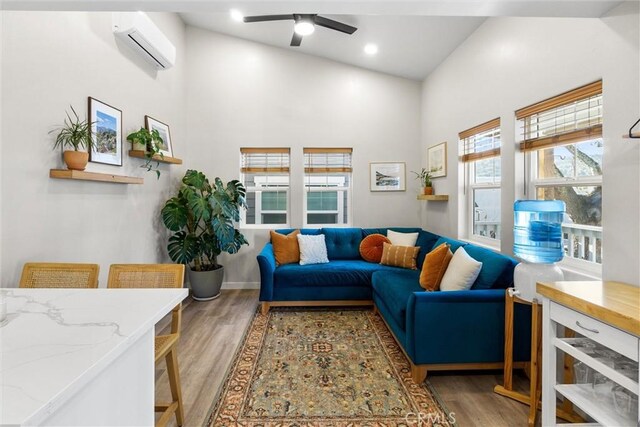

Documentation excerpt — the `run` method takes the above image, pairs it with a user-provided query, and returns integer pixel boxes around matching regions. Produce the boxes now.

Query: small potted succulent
[412,168,434,195]
[50,106,94,171]
[126,127,164,178]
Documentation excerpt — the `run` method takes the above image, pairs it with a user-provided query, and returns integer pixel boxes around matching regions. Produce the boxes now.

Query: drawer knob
[575,320,599,334]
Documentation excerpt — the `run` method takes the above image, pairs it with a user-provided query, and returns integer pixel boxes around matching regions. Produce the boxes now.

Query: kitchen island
[0,287,188,426]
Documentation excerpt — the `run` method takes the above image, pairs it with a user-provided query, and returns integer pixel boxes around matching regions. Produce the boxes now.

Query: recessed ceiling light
[364,44,378,55]
[294,20,315,36]
[230,9,244,22]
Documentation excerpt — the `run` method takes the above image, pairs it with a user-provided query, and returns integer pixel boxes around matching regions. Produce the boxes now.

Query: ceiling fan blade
[243,14,295,23]
[290,32,303,47]
[313,15,357,34]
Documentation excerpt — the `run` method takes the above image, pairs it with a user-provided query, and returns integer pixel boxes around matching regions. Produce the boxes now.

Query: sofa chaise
[257,227,531,382]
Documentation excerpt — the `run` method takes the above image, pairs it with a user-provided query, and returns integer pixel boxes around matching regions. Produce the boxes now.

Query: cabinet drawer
[550,301,639,362]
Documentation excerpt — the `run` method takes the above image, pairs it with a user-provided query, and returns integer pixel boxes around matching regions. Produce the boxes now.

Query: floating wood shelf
[128,150,183,165]
[622,133,640,139]
[417,194,449,201]
[50,169,143,184]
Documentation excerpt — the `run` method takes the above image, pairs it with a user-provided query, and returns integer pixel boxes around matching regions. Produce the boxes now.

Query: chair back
[20,263,99,288]
[108,264,185,334]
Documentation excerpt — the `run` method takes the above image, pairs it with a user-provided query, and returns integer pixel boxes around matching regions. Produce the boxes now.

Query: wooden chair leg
[165,348,185,426]
[411,363,428,383]
[261,302,270,315]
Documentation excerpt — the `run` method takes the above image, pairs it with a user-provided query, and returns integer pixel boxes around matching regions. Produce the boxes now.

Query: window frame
[240,148,291,229]
[459,119,502,249]
[527,144,603,275]
[517,81,604,275]
[303,148,353,227]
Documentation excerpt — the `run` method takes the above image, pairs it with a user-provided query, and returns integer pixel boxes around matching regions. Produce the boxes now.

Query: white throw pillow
[440,247,482,291]
[297,234,329,266]
[387,230,419,247]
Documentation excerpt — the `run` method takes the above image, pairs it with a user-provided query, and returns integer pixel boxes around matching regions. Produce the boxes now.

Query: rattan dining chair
[19,262,100,288]
[107,264,185,427]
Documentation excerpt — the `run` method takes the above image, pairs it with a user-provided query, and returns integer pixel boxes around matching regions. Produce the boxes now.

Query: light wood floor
[155,289,533,427]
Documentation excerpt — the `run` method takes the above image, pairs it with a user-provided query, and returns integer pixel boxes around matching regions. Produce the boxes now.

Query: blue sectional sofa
[257,227,531,382]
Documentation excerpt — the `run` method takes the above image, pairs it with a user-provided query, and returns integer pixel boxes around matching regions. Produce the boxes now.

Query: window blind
[240,147,290,173]
[517,80,603,151]
[303,148,353,173]
[459,118,501,162]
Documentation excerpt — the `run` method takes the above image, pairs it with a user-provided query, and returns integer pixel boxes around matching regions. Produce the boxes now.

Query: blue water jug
[513,200,565,263]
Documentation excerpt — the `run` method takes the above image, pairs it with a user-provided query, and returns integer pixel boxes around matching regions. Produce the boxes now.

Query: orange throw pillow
[360,234,392,263]
[270,230,300,266]
[380,243,420,270]
[419,243,453,291]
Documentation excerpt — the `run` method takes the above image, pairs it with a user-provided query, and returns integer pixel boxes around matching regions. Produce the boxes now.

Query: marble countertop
[0,288,188,426]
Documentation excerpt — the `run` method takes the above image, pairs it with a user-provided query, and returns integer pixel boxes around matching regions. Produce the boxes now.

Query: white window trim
[465,161,501,249]
[527,148,603,277]
[240,186,290,229]
[303,185,352,228]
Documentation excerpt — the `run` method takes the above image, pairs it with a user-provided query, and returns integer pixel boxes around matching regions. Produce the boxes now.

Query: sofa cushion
[322,228,363,260]
[359,233,391,263]
[380,243,420,270]
[419,243,453,291]
[274,260,406,289]
[372,270,421,330]
[387,230,419,246]
[270,230,300,266]
[440,247,483,291]
[298,234,329,265]
[465,244,518,290]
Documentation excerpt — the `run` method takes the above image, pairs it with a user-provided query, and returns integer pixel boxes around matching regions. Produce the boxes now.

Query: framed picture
[145,115,173,157]
[88,97,122,166]
[369,162,406,192]
[427,142,447,178]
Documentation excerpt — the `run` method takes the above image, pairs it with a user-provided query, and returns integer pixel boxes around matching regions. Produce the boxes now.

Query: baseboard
[222,282,260,290]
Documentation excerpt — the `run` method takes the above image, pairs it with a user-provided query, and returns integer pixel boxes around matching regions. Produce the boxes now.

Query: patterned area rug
[206,308,454,426]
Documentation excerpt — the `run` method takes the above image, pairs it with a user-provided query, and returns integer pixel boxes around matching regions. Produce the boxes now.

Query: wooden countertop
[537,281,640,337]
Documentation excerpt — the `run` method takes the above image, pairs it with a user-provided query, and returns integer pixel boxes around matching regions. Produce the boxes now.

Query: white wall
[184,27,423,285]
[420,4,640,285]
[0,11,187,287]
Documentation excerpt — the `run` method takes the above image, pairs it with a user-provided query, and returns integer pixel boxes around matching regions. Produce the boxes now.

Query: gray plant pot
[188,266,224,301]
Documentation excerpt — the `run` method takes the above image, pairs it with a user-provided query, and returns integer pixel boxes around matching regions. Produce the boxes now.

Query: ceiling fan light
[294,21,315,36]
[230,9,244,22]
[364,43,378,55]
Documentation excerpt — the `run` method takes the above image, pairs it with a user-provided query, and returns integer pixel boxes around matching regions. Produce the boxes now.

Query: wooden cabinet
[538,281,639,427]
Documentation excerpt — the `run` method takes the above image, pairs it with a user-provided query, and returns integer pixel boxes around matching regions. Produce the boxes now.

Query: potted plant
[412,168,434,195]
[50,106,93,171]
[161,169,249,301]
[126,127,164,178]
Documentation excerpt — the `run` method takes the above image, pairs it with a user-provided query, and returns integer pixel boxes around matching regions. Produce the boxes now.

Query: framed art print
[88,97,122,166]
[145,116,173,157]
[370,162,406,192]
[427,142,447,178]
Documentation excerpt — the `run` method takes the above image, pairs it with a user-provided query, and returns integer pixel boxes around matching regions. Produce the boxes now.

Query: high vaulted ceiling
[3,0,626,81]
[180,14,486,80]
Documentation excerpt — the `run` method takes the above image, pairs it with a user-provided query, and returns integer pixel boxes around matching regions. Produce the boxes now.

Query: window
[459,118,501,244]
[240,148,290,226]
[517,80,603,268]
[303,148,352,226]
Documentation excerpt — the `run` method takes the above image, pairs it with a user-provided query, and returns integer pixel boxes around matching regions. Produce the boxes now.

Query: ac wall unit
[113,12,176,70]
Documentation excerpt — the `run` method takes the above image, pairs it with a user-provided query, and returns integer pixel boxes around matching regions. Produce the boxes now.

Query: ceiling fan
[242,14,357,46]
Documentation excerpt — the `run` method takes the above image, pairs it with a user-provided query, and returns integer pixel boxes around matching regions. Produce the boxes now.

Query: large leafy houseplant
[161,169,249,272]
